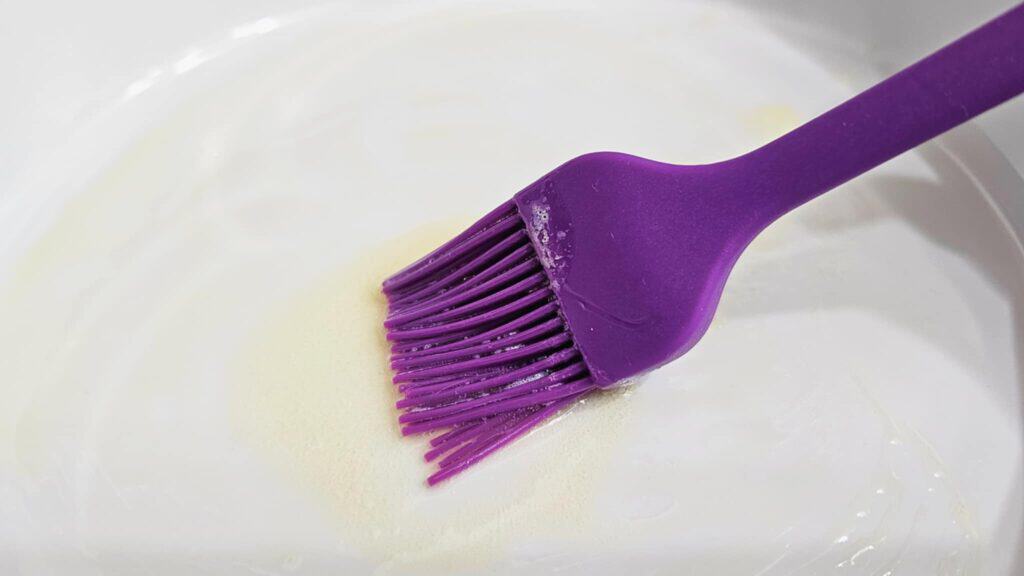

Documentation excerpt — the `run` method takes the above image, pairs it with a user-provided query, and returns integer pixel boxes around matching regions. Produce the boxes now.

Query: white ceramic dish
[1,1,1022,574]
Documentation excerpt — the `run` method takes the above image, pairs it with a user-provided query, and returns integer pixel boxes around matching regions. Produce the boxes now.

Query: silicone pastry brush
[382,3,1024,485]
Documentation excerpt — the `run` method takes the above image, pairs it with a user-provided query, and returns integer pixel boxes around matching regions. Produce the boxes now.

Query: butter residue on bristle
[231,221,634,573]
[526,199,566,288]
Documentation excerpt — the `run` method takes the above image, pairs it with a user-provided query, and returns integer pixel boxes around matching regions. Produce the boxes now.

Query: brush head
[383,152,757,483]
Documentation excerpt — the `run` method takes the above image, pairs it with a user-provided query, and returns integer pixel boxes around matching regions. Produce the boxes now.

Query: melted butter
[742,104,802,142]
[231,222,633,572]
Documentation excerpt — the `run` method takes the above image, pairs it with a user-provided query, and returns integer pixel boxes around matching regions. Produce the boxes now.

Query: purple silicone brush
[383,3,1024,485]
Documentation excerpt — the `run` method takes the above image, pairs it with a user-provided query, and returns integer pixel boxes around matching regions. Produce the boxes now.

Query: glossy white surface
[1,1,1022,574]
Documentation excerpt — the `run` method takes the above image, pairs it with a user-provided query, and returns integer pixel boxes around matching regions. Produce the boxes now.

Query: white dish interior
[1,1,1022,574]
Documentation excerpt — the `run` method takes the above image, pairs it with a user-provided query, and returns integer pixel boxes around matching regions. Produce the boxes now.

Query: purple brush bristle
[382,201,597,485]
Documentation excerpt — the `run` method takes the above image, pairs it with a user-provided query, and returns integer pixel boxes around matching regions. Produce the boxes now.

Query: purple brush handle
[744,2,1024,221]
